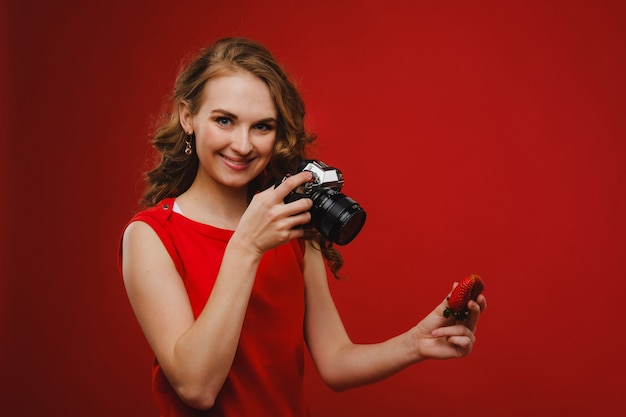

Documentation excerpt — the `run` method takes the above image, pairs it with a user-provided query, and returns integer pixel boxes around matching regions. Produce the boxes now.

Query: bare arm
[303,242,487,392]
[122,172,313,410]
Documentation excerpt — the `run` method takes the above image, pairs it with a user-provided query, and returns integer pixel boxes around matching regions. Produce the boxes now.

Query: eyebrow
[211,109,277,124]
[211,109,238,119]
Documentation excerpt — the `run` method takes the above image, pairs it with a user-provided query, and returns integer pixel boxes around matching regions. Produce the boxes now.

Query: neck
[176,179,249,230]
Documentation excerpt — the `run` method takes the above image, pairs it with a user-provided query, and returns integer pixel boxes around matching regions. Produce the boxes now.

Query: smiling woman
[139,38,315,210]
[118,37,486,416]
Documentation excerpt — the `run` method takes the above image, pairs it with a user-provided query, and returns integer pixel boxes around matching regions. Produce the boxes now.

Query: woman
[120,37,486,417]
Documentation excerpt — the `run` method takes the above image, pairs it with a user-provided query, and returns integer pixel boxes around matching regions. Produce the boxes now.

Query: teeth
[224,156,249,164]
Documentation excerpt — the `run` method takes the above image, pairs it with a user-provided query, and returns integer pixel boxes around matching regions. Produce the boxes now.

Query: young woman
[120,37,487,417]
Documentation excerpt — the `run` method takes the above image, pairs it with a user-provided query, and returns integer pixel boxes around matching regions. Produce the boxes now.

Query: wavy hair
[140,37,344,277]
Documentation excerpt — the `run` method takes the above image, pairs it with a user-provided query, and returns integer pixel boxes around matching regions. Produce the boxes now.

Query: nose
[230,127,253,155]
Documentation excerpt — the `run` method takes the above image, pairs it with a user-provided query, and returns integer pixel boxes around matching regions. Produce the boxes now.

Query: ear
[179,101,194,134]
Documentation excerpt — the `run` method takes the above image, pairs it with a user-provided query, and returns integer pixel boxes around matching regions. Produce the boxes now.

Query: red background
[2,1,625,416]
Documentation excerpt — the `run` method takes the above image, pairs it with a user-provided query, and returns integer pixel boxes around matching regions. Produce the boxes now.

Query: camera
[282,160,366,245]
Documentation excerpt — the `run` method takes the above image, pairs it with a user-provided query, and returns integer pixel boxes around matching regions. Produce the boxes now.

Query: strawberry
[443,274,485,320]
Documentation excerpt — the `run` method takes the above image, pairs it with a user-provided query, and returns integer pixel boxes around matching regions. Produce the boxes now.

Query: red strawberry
[443,274,485,320]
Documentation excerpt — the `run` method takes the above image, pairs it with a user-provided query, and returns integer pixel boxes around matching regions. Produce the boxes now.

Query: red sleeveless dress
[121,198,308,417]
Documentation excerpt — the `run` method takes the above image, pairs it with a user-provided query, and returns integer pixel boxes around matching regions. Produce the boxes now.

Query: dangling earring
[184,132,193,155]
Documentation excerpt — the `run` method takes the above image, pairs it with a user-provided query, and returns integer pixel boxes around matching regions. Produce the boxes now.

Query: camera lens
[310,190,366,246]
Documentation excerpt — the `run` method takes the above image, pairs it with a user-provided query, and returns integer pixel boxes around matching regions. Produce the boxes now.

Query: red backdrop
[2,1,625,416]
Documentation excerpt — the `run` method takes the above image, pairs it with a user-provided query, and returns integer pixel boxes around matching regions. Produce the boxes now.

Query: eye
[215,117,232,127]
[254,122,275,132]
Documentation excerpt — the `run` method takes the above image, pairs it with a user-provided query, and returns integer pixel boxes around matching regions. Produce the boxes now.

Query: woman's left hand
[412,284,487,360]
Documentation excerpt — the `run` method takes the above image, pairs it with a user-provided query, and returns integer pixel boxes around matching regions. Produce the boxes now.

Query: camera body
[285,160,345,200]
[284,160,366,245]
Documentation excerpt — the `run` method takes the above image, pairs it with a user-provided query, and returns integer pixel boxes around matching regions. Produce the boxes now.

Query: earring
[184,132,193,155]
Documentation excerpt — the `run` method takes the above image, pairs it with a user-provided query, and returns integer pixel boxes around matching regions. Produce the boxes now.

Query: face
[180,71,277,190]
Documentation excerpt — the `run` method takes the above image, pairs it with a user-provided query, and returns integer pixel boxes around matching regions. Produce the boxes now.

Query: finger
[432,323,474,339]
[288,225,306,240]
[436,282,459,318]
[464,300,481,333]
[437,282,458,306]
[476,294,487,312]
[274,171,313,199]
[445,335,474,353]
[446,282,459,300]
[284,210,312,229]
[284,194,313,214]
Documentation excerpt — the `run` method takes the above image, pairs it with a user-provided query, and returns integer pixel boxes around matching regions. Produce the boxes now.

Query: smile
[221,154,254,170]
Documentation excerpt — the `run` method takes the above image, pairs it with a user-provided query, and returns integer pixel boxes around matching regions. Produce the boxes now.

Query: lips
[221,154,254,170]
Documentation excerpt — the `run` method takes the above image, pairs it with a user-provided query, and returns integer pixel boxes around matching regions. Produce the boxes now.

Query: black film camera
[282,160,366,245]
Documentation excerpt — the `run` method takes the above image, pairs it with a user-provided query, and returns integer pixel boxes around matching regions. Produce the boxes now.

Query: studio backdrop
[2,1,625,416]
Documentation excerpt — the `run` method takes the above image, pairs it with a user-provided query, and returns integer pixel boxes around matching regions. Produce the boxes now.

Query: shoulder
[121,217,182,293]
[122,220,169,266]
[123,219,159,246]
[121,198,180,275]
[122,198,176,247]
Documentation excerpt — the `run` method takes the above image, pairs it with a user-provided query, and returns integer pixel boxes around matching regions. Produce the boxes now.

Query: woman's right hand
[232,171,314,254]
